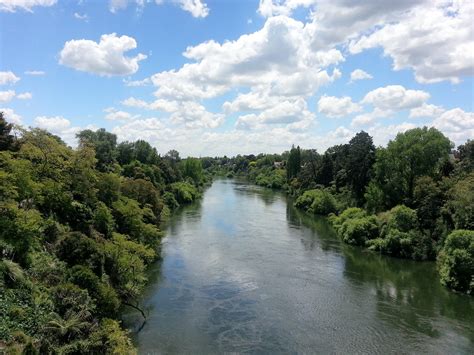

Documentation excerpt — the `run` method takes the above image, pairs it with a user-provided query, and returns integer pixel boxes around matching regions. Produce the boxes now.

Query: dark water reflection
[125,179,473,354]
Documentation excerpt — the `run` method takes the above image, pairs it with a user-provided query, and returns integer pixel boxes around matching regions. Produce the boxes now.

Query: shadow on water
[287,194,474,346]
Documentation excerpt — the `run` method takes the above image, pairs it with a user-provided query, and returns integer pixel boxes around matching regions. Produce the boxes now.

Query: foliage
[170,181,200,204]
[368,127,451,210]
[330,208,378,246]
[438,230,474,294]
[294,189,337,215]
[0,124,200,350]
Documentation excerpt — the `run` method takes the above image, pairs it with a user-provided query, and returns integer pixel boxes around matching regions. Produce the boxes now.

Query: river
[126,179,474,354]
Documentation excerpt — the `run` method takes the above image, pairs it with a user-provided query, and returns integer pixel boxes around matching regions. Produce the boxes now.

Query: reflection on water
[124,179,474,354]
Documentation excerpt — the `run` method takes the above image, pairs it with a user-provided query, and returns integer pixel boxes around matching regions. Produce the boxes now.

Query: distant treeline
[202,127,473,295]
[0,113,207,353]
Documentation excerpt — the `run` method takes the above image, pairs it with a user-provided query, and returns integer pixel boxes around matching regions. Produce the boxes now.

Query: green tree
[346,131,376,203]
[286,145,301,181]
[368,127,451,210]
[438,230,474,294]
[77,128,117,172]
[0,112,17,151]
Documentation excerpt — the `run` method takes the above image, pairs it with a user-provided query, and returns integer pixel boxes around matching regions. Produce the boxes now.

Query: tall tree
[287,145,301,181]
[346,131,376,203]
[77,129,117,172]
[0,112,16,151]
[369,127,451,209]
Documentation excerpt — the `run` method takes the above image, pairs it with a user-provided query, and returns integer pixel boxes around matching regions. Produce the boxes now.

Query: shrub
[339,216,378,246]
[170,182,199,204]
[437,230,474,294]
[295,189,337,215]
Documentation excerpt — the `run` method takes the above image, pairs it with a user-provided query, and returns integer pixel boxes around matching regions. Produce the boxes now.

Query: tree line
[203,127,473,295]
[0,113,207,353]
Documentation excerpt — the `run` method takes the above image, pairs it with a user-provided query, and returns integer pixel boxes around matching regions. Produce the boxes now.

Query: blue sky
[0,0,473,156]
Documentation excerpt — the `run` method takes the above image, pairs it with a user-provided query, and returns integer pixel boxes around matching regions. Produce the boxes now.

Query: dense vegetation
[0,113,206,353]
[203,128,473,294]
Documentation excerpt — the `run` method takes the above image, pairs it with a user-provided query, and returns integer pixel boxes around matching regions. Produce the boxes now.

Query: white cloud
[109,0,209,17]
[235,98,314,131]
[170,101,224,129]
[74,12,88,21]
[318,95,362,118]
[123,77,151,87]
[35,115,71,132]
[104,107,139,121]
[351,108,393,127]
[16,92,32,100]
[409,103,444,118]
[350,69,373,82]
[59,33,147,76]
[258,0,316,18]
[109,0,133,13]
[24,70,45,76]
[175,0,209,18]
[0,0,56,12]
[33,115,93,146]
[152,16,342,103]
[361,85,429,111]
[432,108,474,145]
[0,90,16,103]
[367,122,418,146]
[0,107,22,124]
[0,71,20,85]
[349,1,474,83]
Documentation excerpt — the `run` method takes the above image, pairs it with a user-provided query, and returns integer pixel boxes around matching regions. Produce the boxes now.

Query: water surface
[127,179,473,354]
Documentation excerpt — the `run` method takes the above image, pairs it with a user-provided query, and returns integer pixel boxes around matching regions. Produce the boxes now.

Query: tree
[0,112,16,151]
[369,127,451,210]
[438,230,474,294]
[346,131,376,203]
[182,158,203,184]
[286,145,301,181]
[77,129,117,172]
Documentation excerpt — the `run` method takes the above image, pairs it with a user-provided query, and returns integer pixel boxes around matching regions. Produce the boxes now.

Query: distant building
[274,161,285,168]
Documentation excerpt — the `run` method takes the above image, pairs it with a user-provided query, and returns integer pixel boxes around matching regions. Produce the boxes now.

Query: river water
[127,179,473,354]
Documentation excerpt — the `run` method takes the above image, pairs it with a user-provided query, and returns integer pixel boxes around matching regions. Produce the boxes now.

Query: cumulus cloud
[0,107,22,124]
[108,0,209,17]
[17,92,32,100]
[409,103,444,118]
[361,85,430,111]
[350,69,373,82]
[349,1,474,83]
[33,115,95,146]
[59,33,147,76]
[318,95,362,118]
[0,71,20,85]
[104,107,139,121]
[0,90,16,103]
[0,0,57,12]
[235,98,314,130]
[176,0,209,18]
[24,70,45,76]
[351,108,393,127]
[432,108,474,145]
[35,115,71,131]
[151,15,342,111]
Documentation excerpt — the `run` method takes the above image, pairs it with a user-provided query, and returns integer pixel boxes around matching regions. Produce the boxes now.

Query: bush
[438,230,474,294]
[170,182,199,204]
[339,216,378,246]
[294,189,337,215]
[330,208,378,246]
[371,205,432,260]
